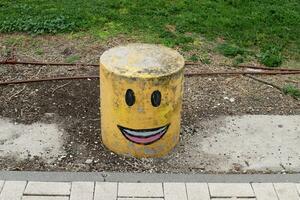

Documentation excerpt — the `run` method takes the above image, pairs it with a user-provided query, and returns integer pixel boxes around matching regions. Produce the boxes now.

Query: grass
[283,84,300,99]
[0,0,299,64]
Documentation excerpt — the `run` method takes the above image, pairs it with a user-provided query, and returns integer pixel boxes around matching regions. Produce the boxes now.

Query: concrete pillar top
[100,43,185,78]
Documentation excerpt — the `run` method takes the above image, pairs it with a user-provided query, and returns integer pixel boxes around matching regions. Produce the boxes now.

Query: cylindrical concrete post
[100,43,184,158]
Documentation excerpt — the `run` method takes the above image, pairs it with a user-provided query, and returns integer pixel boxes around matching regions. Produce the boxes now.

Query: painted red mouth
[117,124,170,145]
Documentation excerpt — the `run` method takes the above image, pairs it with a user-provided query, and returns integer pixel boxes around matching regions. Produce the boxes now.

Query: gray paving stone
[118,183,163,197]
[186,183,209,200]
[209,183,254,197]
[211,198,255,200]
[24,182,71,195]
[252,183,278,200]
[273,183,299,200]
[70,182,94,200]
[164,183,188,200]
[118,198,163,200]
[94,182,117,200]
[0,181,27,200]
[22,197,69,200]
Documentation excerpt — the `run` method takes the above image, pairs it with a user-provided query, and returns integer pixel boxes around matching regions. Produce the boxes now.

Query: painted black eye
[125,89,135,106]
[151,90,161,107]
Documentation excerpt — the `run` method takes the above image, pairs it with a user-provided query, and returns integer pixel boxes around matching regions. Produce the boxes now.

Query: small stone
[229,97,235,102]
[58,155,66,161]
[233,163,242,171]
[44,113,55,119]
[62,47,73,56]
[85,159,93,164]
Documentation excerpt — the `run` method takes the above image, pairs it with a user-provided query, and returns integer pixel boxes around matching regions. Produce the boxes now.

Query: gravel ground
[0,34,299,173]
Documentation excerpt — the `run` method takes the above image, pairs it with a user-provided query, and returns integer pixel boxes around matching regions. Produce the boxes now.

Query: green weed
[3,36,26,46]
[232,55,244,66]
[188,53,211,64]
[189,54,199,62]
[65,55,80,63]
[35,48,44,55]
[217,43,245,57]
[201,57,211,64]
[282,84,300,99]
[258,45,283,67]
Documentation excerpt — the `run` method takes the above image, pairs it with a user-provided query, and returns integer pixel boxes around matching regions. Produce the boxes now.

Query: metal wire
[1,60,300,72]
[1,71,300,86]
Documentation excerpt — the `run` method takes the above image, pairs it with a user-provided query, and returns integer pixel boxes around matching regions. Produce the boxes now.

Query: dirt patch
[0,34,299,173]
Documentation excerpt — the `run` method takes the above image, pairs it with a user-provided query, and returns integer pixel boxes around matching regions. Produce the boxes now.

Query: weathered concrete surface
[0,115,299,173]
[100,43,185,78]
[0,118,65,162]
[176,115,300,172]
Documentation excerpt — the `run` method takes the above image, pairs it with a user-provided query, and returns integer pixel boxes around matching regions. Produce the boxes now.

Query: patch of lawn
[0,0,299,60]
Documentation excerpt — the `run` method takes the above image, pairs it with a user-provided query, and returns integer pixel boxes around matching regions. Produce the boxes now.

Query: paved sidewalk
[0,172,300,200]
[1,181,300,199]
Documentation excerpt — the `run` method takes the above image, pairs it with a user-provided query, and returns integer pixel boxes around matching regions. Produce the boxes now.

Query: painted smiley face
[118,124,170,145]
[117,89,170,145]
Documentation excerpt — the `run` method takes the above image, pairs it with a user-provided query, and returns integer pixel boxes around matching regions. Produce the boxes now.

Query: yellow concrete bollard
[100,43,184,158]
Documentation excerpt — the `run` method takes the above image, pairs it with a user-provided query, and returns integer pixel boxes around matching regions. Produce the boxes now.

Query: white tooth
[124,126,167,137]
